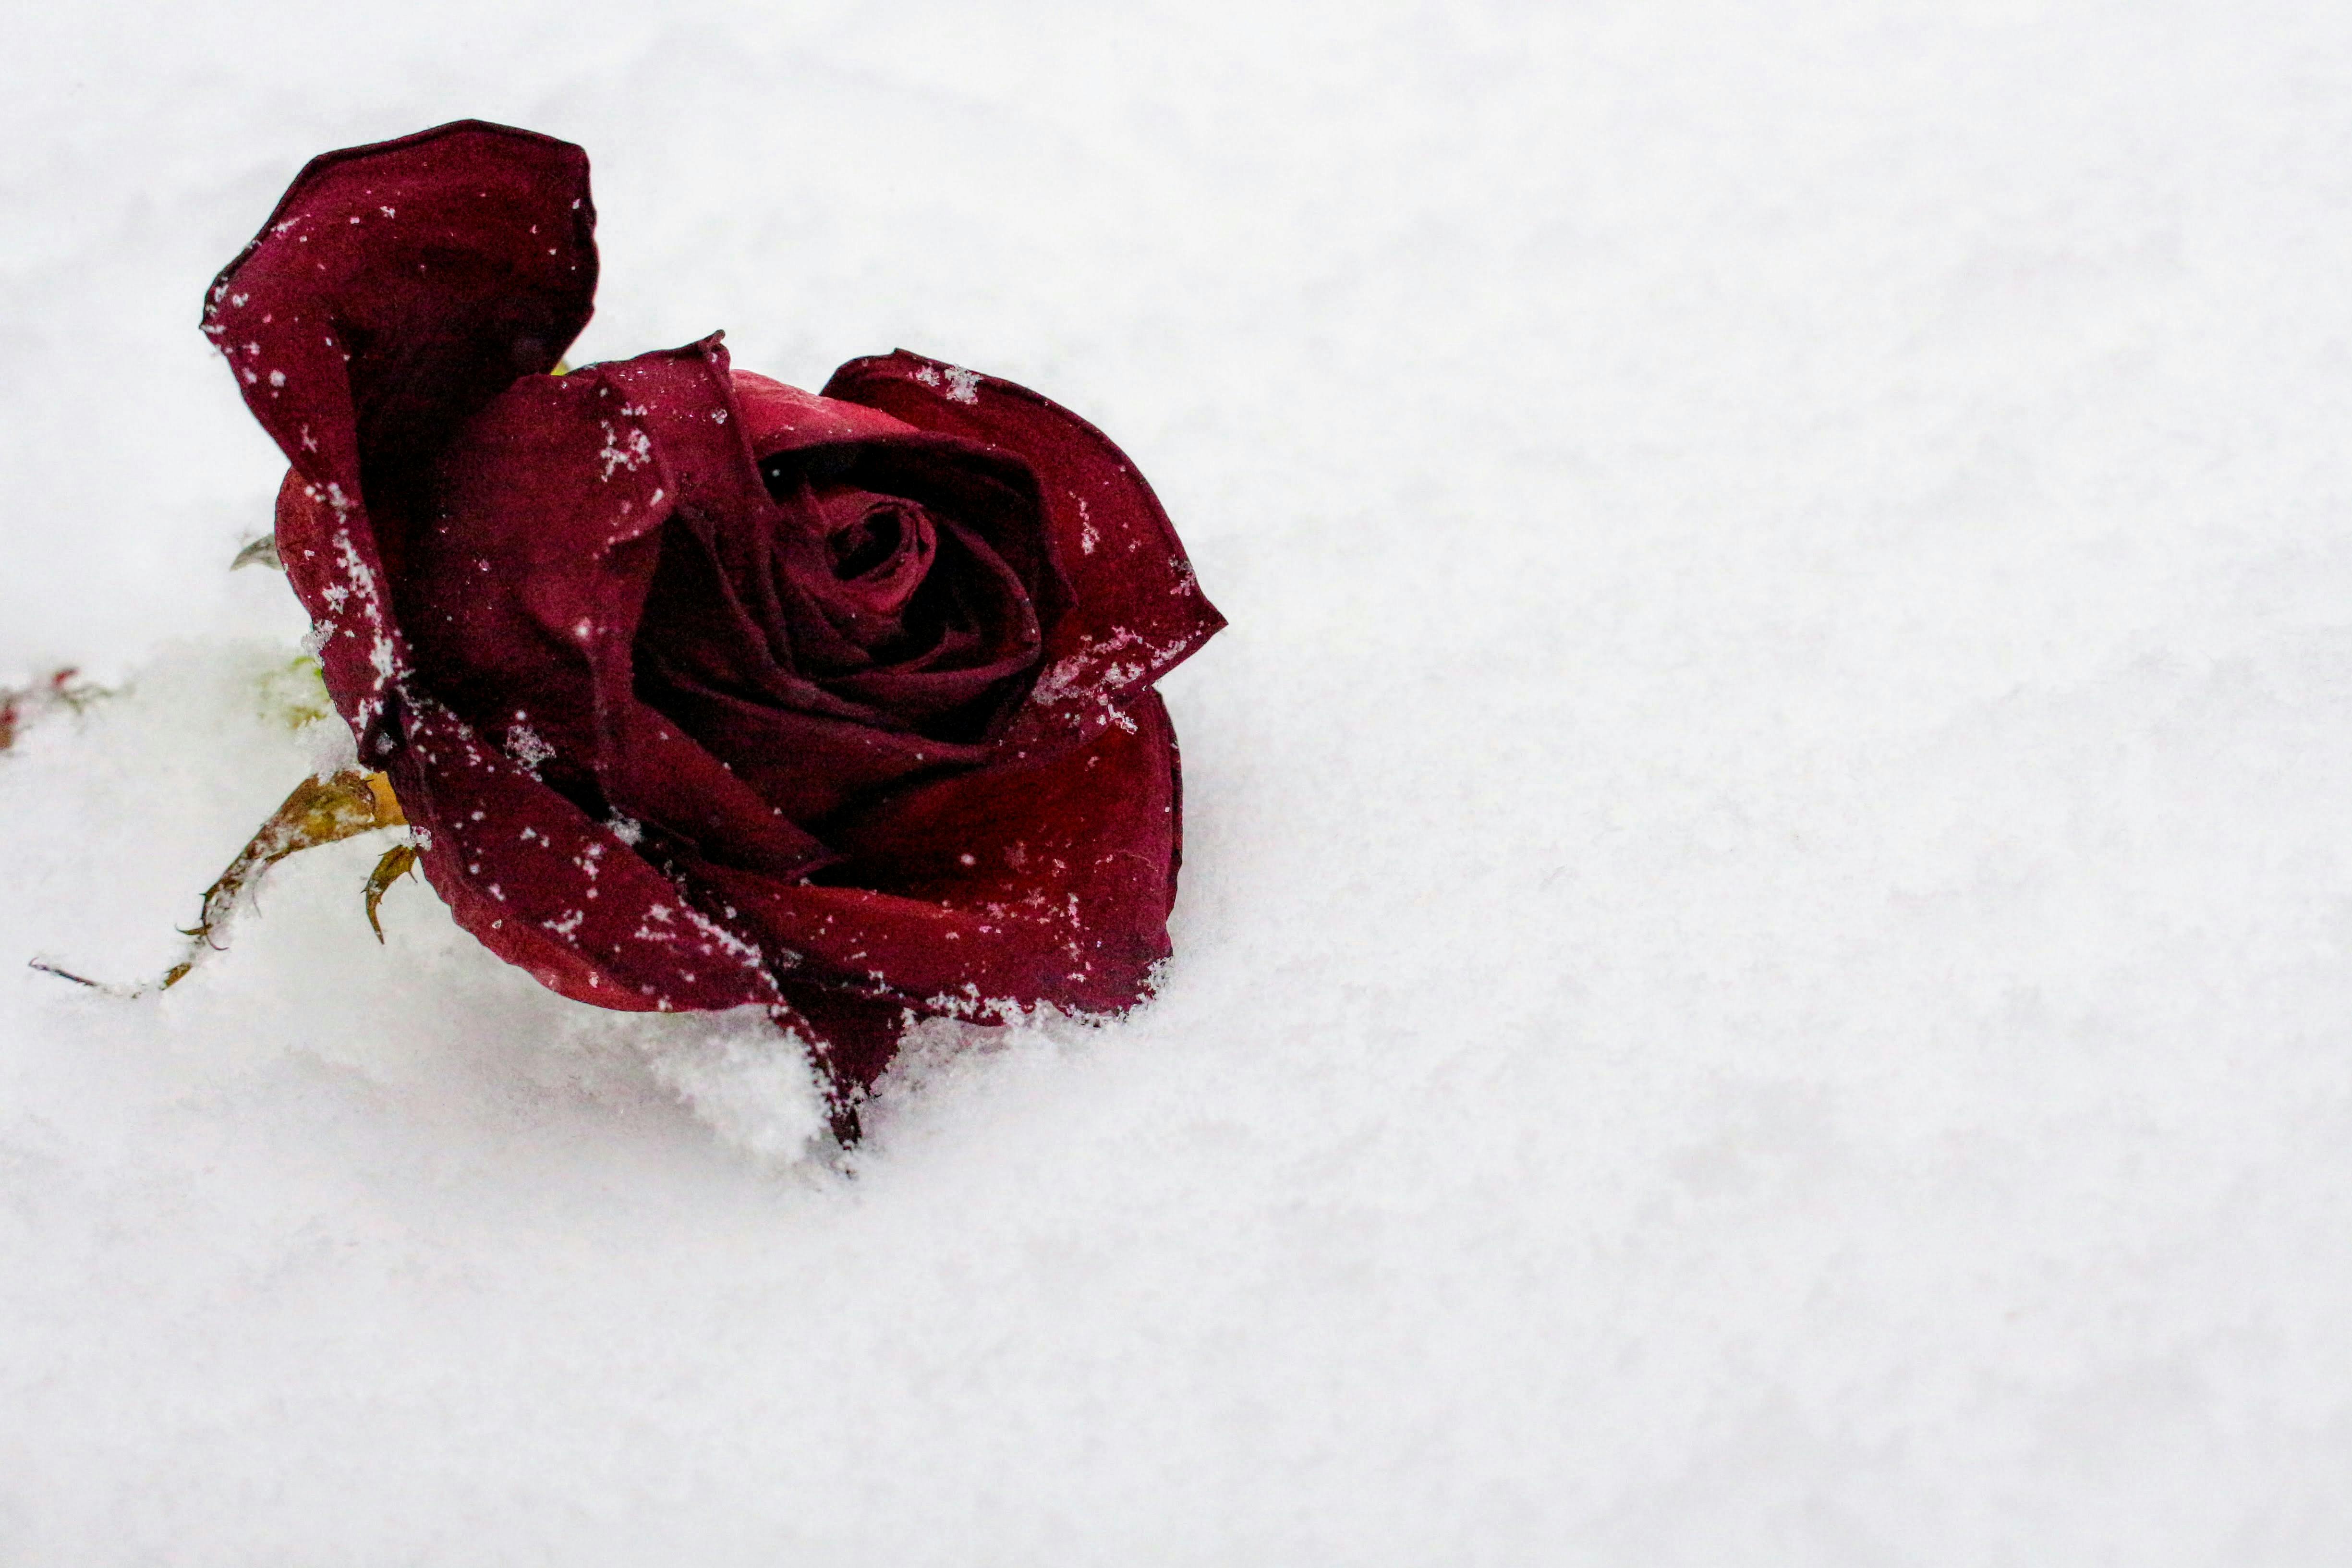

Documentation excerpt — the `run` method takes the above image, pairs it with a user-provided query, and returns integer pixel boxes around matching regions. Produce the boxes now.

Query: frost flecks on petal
[597,417,653,480]
[1024,627,1196,739]
[387,696,781,1016]
[504,722,555,775]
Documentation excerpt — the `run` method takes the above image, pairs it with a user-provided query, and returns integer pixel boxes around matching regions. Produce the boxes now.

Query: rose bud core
[203,120,1223,1123]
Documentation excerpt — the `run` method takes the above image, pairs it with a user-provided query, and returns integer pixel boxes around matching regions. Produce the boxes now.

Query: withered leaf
[364,843,420,942]
[32,766,409,995]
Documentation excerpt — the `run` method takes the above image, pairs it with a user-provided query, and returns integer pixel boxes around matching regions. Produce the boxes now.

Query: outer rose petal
[681,690,1184,1017]
[768,987,912,1140]
[205,120,595,752]
[387,698,782,1013]
[821,352,1225,757]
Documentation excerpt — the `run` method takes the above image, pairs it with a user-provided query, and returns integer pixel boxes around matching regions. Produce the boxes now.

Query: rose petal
[820,352,1225,756]
[634,669,989,823]
[206,121,595,483]
[387,698,782,1014]
[732,371,925,453]
[208,121,596,748]
[679,690,1184,1016]
[638,499,885,717]
[769,988,912,1136]
[805,488,937,632]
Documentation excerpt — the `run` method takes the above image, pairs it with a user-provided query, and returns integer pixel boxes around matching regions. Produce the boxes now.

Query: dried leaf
[365,770,406,826]
[364,843,419,942]
[31,766,408,996]
[175,768,407,968]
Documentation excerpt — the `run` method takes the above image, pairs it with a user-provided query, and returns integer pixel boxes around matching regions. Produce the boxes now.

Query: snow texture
[6,0,2352,1561]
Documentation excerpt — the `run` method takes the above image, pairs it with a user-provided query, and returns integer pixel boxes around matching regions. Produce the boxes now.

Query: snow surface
[8,0,2352,1560]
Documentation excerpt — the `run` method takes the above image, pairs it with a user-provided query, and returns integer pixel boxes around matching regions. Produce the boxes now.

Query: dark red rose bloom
[202,121,1222,1130]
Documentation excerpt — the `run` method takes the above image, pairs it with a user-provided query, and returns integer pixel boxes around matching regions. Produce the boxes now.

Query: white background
[6,0,2352,1560]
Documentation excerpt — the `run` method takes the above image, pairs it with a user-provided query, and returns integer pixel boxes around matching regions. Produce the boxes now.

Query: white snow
[7,0,2352,1560]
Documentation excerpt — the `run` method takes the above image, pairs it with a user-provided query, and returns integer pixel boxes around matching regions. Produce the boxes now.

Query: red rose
[202,121,1223,1132]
